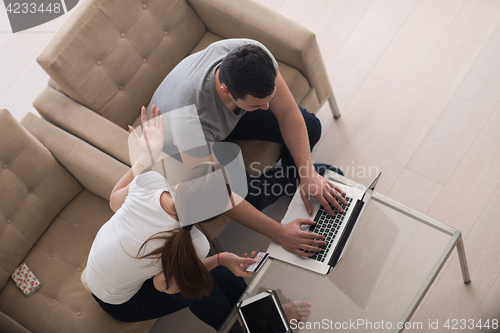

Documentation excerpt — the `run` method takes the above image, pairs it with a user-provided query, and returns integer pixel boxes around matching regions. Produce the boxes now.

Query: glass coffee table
[218,171,470,333]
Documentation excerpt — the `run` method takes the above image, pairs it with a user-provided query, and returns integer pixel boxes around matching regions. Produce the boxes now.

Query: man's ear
[220,83,232,98]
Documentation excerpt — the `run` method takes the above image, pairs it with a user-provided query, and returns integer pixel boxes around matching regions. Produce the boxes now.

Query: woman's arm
[203,252,257,278]
[109,105,164,212]
[109,171,133,212]
[203,254,220,272]
[153,252,256,294]
[109,152,152,212]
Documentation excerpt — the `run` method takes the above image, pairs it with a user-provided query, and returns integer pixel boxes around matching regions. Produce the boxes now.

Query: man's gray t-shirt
[150,38,279,154]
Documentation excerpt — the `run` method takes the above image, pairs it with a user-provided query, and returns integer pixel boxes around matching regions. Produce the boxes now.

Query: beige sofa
[34,0,338,167]
[0,109,155,333]
[33,0,339,249]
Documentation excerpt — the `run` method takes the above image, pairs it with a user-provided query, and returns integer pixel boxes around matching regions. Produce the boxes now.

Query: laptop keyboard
[304,197,353,262]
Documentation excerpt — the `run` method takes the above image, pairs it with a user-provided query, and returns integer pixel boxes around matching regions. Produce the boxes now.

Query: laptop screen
[361,172,382,202]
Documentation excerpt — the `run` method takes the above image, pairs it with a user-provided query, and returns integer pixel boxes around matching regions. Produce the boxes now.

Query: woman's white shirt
[85,171,210,304]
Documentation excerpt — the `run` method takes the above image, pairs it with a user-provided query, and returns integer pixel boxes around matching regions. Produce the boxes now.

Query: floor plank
[388,170,448,282]
[467,273,500,332]
[0,33,51,97]
[0,54,50,120]
[396,224,451,281]
[271,0,329,30]
[386,168,443,214]
[312,0,375,63]
[412,182,500,331]
[313,0,469,190]
[356,264,424,333]
[0,3,11,32]
[417,100,500,288]
[342,0,500,195]
[407,20,500,185]
[0,34,9,49]
[426,101,500,236]
[327,0,420,111]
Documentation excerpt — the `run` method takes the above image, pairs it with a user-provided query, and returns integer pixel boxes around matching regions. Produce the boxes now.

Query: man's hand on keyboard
[300,171,347,216]
[278,219,327,257]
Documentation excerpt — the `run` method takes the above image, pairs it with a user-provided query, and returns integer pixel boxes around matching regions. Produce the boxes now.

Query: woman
[84,105,257,330]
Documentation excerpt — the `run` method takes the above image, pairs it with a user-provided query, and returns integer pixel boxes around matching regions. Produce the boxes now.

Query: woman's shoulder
[159,191,178,220]
[132,171,170,191]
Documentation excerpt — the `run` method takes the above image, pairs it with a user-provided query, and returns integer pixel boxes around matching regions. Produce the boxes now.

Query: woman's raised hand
[128,105,165,167]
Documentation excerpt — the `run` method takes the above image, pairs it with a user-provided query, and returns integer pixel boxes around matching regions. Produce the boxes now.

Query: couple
[85,39,345,330]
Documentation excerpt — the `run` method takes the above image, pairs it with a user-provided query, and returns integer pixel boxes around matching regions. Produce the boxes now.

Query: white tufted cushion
[37,0,206,129]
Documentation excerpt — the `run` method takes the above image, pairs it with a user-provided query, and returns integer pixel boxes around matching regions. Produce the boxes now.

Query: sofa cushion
[21,112,130,201]
[0,311,30,333]
[280,63,311,108]
[0,190,155,333]
[188,31,223,55]
[37,0,206,130]
[0,110,82,291]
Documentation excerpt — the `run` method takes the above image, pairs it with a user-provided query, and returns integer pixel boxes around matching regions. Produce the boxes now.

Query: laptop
[267,171,382,275]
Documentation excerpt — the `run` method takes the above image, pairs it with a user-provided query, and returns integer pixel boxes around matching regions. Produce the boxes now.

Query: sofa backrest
[0,110,82,291]
[37,0,206,129]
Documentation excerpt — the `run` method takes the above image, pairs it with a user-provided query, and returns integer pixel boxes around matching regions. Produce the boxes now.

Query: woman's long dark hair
[137,162,231,300]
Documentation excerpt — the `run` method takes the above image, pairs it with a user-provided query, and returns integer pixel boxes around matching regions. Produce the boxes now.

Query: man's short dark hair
[219,44,277,100]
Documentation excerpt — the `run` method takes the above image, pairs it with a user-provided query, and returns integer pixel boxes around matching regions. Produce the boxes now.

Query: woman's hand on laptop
[278,219,327,257]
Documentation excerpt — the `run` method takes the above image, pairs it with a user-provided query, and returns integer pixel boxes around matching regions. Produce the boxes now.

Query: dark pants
[225,107,322,210]
[93,266,246,331]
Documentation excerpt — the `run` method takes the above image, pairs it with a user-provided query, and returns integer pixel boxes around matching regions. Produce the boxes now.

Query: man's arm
[270,73,346,215]
[179,143,326,256]
[225,198,327,257]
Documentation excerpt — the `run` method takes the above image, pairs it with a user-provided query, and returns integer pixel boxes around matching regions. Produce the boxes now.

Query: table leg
[456,232,471,285]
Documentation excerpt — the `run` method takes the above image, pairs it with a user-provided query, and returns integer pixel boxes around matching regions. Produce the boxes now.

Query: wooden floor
[2,0,500,332]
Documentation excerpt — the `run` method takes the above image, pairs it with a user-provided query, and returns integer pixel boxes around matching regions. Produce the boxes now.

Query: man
[150,38,345,257]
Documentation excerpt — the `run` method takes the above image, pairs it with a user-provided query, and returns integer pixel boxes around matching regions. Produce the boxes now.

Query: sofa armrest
[0,311,31,333]
[20,113,129,201]
[188,0,332,104]
[33,85,131,166]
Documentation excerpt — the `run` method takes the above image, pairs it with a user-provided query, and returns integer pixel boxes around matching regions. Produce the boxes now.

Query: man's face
[232,88,277,112]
